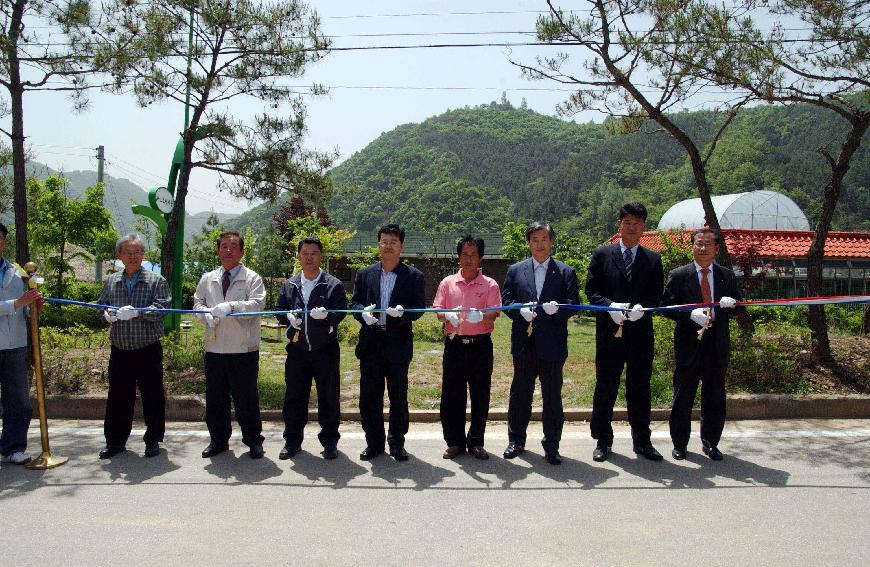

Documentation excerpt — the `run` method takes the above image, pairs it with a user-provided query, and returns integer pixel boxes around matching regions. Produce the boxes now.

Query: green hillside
[226,100,870,241]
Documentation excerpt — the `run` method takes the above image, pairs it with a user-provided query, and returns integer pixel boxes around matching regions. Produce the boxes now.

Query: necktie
[623,248,633,282]
[222,270,231,298]
[700,268,712,304]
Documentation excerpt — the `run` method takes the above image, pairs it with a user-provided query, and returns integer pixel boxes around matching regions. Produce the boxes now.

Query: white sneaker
[1,451,32,465]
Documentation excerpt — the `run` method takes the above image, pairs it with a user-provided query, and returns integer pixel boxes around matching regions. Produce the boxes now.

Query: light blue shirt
[220,264,243,291]
[122,269,142,296]
[378,268,397,326]
[533,257,549,300]
[0,258,9,289]
[619,240,638,263]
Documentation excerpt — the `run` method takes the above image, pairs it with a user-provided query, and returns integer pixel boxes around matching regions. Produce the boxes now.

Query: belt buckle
[461,337,471,345]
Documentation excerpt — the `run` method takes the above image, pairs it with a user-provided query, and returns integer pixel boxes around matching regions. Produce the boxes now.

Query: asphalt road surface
[2,419,868,566]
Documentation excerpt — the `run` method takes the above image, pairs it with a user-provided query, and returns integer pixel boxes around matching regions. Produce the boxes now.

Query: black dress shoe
[390,446,409,461]
[672,447,687,460]
[633,443,664,461]
[279,444,301,460]
[144,441,160,458]
[503,442,525,459]
[359,446,384,461]
[98,445,126,459]
[201,442,229,458]
[468,446,489,460]
[249,444,265,459]
[592,444,611,462]
[322,447,338,460]
[702,440,723,461]
[544,449,562,465]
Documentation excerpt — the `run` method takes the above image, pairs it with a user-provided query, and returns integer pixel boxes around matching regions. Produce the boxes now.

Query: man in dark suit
[585,203,664,462]
[661,228,741,461]
[502,222,579,465]
[349,224,426,462]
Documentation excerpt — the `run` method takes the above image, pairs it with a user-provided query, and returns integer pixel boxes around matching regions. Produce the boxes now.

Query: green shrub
[162,332,205,372]
[337,312,444,343]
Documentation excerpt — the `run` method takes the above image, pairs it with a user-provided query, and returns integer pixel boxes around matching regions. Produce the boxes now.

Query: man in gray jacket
[0,223,42,465]
[193,231,266,459]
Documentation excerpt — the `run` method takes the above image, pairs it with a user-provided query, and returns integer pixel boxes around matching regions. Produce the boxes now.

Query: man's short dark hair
[217,231,244,251]
[297,237,323,253]
[618,203,648,221]
[0,222,7,239]
[377,223,405,243]
[456,234,485,257]
[526,221,555,242]
[690,228,722,246]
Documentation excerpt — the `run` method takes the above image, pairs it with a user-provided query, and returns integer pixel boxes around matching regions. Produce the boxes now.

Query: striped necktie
[623,248,633,282]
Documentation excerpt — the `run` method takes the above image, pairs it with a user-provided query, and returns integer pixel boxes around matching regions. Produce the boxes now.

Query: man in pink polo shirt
[433,235,502,460]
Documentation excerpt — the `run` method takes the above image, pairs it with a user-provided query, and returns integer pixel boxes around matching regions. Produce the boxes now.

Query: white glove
[542,300,559,315]
[444,310,460,327]
[608,302,629,325]
[719,296,737,309]
[204,313,217,328]
[103,309,118,323]
[385,305,404,318]
[116,305,139,321]
[466,308,484,324]
[361,304,378,326]
[309,306,328,320]
[211,302,232,318]
[626,304,644,322]
[288,311,303,330]
[520,305,536,322]
[690,307,711,327]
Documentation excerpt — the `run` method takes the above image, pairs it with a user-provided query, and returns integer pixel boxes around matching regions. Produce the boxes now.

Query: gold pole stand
[22,262,68,470]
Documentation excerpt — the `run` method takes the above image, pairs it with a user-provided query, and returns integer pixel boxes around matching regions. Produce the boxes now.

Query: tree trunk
[807,114,870,365]
[6,0,28,265]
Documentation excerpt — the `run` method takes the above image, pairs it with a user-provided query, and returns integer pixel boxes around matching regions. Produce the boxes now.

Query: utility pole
[95,145,105,283]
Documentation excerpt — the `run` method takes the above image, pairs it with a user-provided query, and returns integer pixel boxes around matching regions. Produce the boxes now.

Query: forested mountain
[0,161,238,242]
[228,99,870,241]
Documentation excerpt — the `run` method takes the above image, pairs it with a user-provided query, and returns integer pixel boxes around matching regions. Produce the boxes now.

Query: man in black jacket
[585,203,664,462]
[274,237,347,460]
[661,228,741,461]
[349,224,426,461]
[501,222,579,465]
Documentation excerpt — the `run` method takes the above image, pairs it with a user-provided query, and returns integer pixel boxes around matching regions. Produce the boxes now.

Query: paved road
[2,419,869,566]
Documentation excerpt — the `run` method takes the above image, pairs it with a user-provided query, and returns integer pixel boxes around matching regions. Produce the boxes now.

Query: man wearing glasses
[96,233,170,459]
[349,224,426,462]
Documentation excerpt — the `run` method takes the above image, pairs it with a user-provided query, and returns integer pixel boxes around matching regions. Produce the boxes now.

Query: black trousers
[205,351,264,447]
[440,334,493,448]
[358,332,409,451]
[104,341,165,447]
[590,338,654,446]
[282,342,341,449]
[669,331,727,450]
[507,339,565,452]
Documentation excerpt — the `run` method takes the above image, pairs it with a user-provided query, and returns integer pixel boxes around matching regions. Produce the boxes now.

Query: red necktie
[700,268,712,304]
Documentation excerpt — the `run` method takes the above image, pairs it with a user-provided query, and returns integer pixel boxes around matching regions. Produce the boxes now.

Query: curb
[39,393,870,422]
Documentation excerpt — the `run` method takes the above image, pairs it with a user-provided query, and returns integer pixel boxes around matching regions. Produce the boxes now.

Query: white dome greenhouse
[657,190,810,231]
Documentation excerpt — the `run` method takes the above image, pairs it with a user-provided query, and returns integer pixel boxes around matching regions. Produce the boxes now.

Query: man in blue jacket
[0,222,42,465]
[501,222,579,465]
[274,237,347,460]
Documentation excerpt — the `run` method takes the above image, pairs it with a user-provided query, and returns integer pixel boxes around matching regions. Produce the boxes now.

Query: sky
[16,0,736,215]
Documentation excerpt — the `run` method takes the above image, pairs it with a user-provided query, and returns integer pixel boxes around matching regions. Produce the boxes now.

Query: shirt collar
[619,240,638,255]
[532,257,550,270]
[456,268,482,284]
[221,264,242,279]
[694,261,714,273]
[301,269,322,286]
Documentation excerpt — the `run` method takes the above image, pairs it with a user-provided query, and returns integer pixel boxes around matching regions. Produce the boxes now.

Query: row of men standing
[14,201,738,467]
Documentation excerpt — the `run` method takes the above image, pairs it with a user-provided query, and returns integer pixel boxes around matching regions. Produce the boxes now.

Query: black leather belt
[450,334,490,345]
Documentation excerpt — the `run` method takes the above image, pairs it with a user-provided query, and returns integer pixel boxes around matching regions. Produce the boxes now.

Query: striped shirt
[378,268,397,326]
[97,269,171,350]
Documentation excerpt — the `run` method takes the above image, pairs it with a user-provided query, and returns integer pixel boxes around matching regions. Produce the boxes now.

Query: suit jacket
[585,243,663,353]
[501,257,579,361]
[349,261,426,363]
[661,262,742,369]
